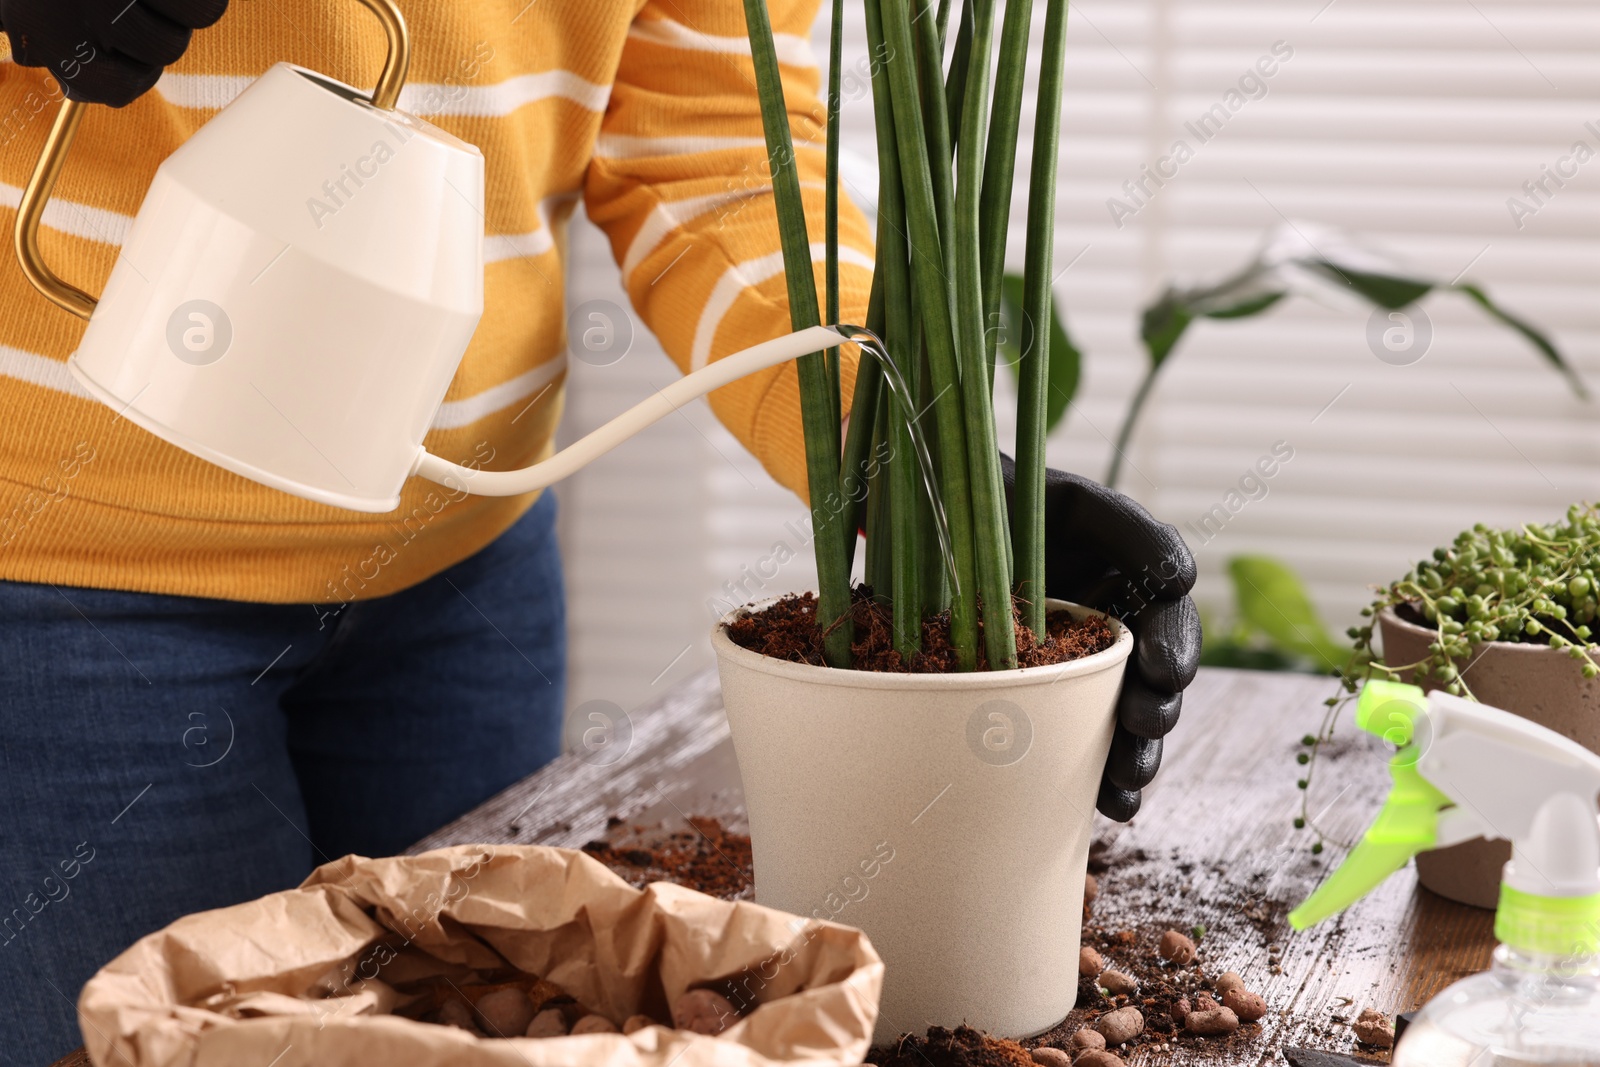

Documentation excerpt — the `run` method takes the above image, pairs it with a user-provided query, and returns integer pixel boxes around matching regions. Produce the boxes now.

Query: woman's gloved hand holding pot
[0,0,226,106]
[1001,456,1203,821]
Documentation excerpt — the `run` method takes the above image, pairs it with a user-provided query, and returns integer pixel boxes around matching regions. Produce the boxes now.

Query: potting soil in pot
[724,589,1115,672]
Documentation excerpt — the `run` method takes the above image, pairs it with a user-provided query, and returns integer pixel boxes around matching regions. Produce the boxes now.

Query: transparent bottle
[1285,681,1600,1065]
[1393,944,1600,1067]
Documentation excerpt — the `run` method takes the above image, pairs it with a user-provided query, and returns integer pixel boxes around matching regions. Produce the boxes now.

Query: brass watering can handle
[13,0,412,321]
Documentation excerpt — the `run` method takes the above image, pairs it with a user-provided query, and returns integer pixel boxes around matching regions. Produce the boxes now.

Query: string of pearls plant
[1296,502,1600,851]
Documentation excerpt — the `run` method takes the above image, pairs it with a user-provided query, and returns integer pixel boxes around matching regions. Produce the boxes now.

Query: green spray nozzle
[1288,681,1453,930]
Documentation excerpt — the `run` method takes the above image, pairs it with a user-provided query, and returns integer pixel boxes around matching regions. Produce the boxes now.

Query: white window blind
[558,0,1600,723]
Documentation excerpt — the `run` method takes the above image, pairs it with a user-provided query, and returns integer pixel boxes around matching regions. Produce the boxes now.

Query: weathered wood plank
[410,669,741,853]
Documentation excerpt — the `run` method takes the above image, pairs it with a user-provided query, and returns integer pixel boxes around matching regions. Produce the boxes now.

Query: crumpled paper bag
[78,845,883,1067]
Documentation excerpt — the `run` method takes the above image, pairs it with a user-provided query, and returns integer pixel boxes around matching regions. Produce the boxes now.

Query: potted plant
[709,0,1162,1042]
[1104,219,1589,488]
[1299,505,1600,908]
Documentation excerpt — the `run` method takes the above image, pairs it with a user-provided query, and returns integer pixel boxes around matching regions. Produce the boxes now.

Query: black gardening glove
[1000,456,1202,822]
[1,0,227,107]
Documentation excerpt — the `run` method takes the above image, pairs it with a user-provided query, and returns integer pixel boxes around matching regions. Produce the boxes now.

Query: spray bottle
[1288,679,1600,1066]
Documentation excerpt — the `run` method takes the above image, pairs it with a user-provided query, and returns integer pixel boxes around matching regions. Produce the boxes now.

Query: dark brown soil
[724,589,1115,673]
[582,816,753,900]
[869,1025,1036,1067]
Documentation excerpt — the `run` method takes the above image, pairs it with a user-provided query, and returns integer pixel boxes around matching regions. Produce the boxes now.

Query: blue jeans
[0,493,565,1066]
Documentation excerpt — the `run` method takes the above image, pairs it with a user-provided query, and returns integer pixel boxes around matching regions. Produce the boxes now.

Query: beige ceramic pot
[712,599,1133,1042]
[1378,606,1600,908]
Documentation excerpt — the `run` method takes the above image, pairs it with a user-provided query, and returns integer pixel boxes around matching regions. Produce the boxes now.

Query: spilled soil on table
[582,816,754,900]
[1010,837,1386,1067]
[601,821,1388,1066]
[872,1026,1035,1067]
[724,589,1115,673]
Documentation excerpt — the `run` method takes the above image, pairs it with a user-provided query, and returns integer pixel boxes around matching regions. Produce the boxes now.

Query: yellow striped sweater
[0,0,871,602]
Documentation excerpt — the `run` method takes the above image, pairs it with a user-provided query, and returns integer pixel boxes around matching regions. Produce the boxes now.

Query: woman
[0,1,1198,1061]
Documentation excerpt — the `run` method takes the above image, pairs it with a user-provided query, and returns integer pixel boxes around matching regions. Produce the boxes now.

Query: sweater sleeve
[582,0,875,500]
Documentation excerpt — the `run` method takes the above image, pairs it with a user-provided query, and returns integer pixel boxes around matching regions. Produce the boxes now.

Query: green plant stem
[888,269,923,654]
[978,0,1030,387]
[916,326,948,616]
[866,386,894,601]
[837,136,891,577]
[912,0,956,280]
[741,0,852,666]
[1013,0,1068,635]
[825,0,844,425]
[1105,360,1161,490]
[863,0,917,628]
[881,0,980,668]
[953,0,1016,669]
[838,279,883,576]
[883,180,921,655]
[934,0,954,46]
[943,0,973,154]
[891,403,923,656]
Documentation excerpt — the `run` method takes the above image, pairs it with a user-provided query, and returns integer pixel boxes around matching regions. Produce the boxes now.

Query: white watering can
[14,0,847,513]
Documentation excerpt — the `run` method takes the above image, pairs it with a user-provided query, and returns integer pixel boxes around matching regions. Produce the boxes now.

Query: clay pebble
[525,1008,569,1038]
[572,1014,619,1035]
[474,988,535,1037]
[1170,996,1191,1026]
[1185,1006,1240,1037]
[1094,1006,1144,1046]
[1193,992,1219,1013]
[1352,1008,1395,1049]
[1079,946,1105,977]
[1157,929,1197,965]
[672,989,739,1035]
[1213,971,1245,997]
[1072,1050,1125,1067]
[1223,987,1268,1023]
[437,999,483,1034]
[1098,970,1137,996]
[1068,1028,1106,1051]
[1030,1047,1072,1067]
[623,1014,657,1034]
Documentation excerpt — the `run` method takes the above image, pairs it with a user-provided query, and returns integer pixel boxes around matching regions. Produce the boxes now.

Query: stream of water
[836,325,959,594]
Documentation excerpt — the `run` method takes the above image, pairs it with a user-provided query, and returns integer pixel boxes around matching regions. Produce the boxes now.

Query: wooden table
[414,666,1497,1064]
[54,667,1495,1066]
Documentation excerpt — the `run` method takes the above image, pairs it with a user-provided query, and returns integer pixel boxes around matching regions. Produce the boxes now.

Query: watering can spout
[412,325,853,497]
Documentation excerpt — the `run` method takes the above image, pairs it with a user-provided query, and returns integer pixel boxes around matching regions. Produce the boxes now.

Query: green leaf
[1227,556,1351,674]
[1139,291,1194,368]
[1199,635,1316,672]
[1195,609,1315,672]
[1138,261,1287,369]
[1203,291,1286,319]
[1000,272,1080,431]
[1303,261,1433,309]
[1453,282,1589,400]
[1042,303,1080,432]
[997,274,1024,368]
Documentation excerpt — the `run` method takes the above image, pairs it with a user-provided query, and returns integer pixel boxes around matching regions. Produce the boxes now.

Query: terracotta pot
[1377,606,1600,908]
[712,599,1132,1042]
